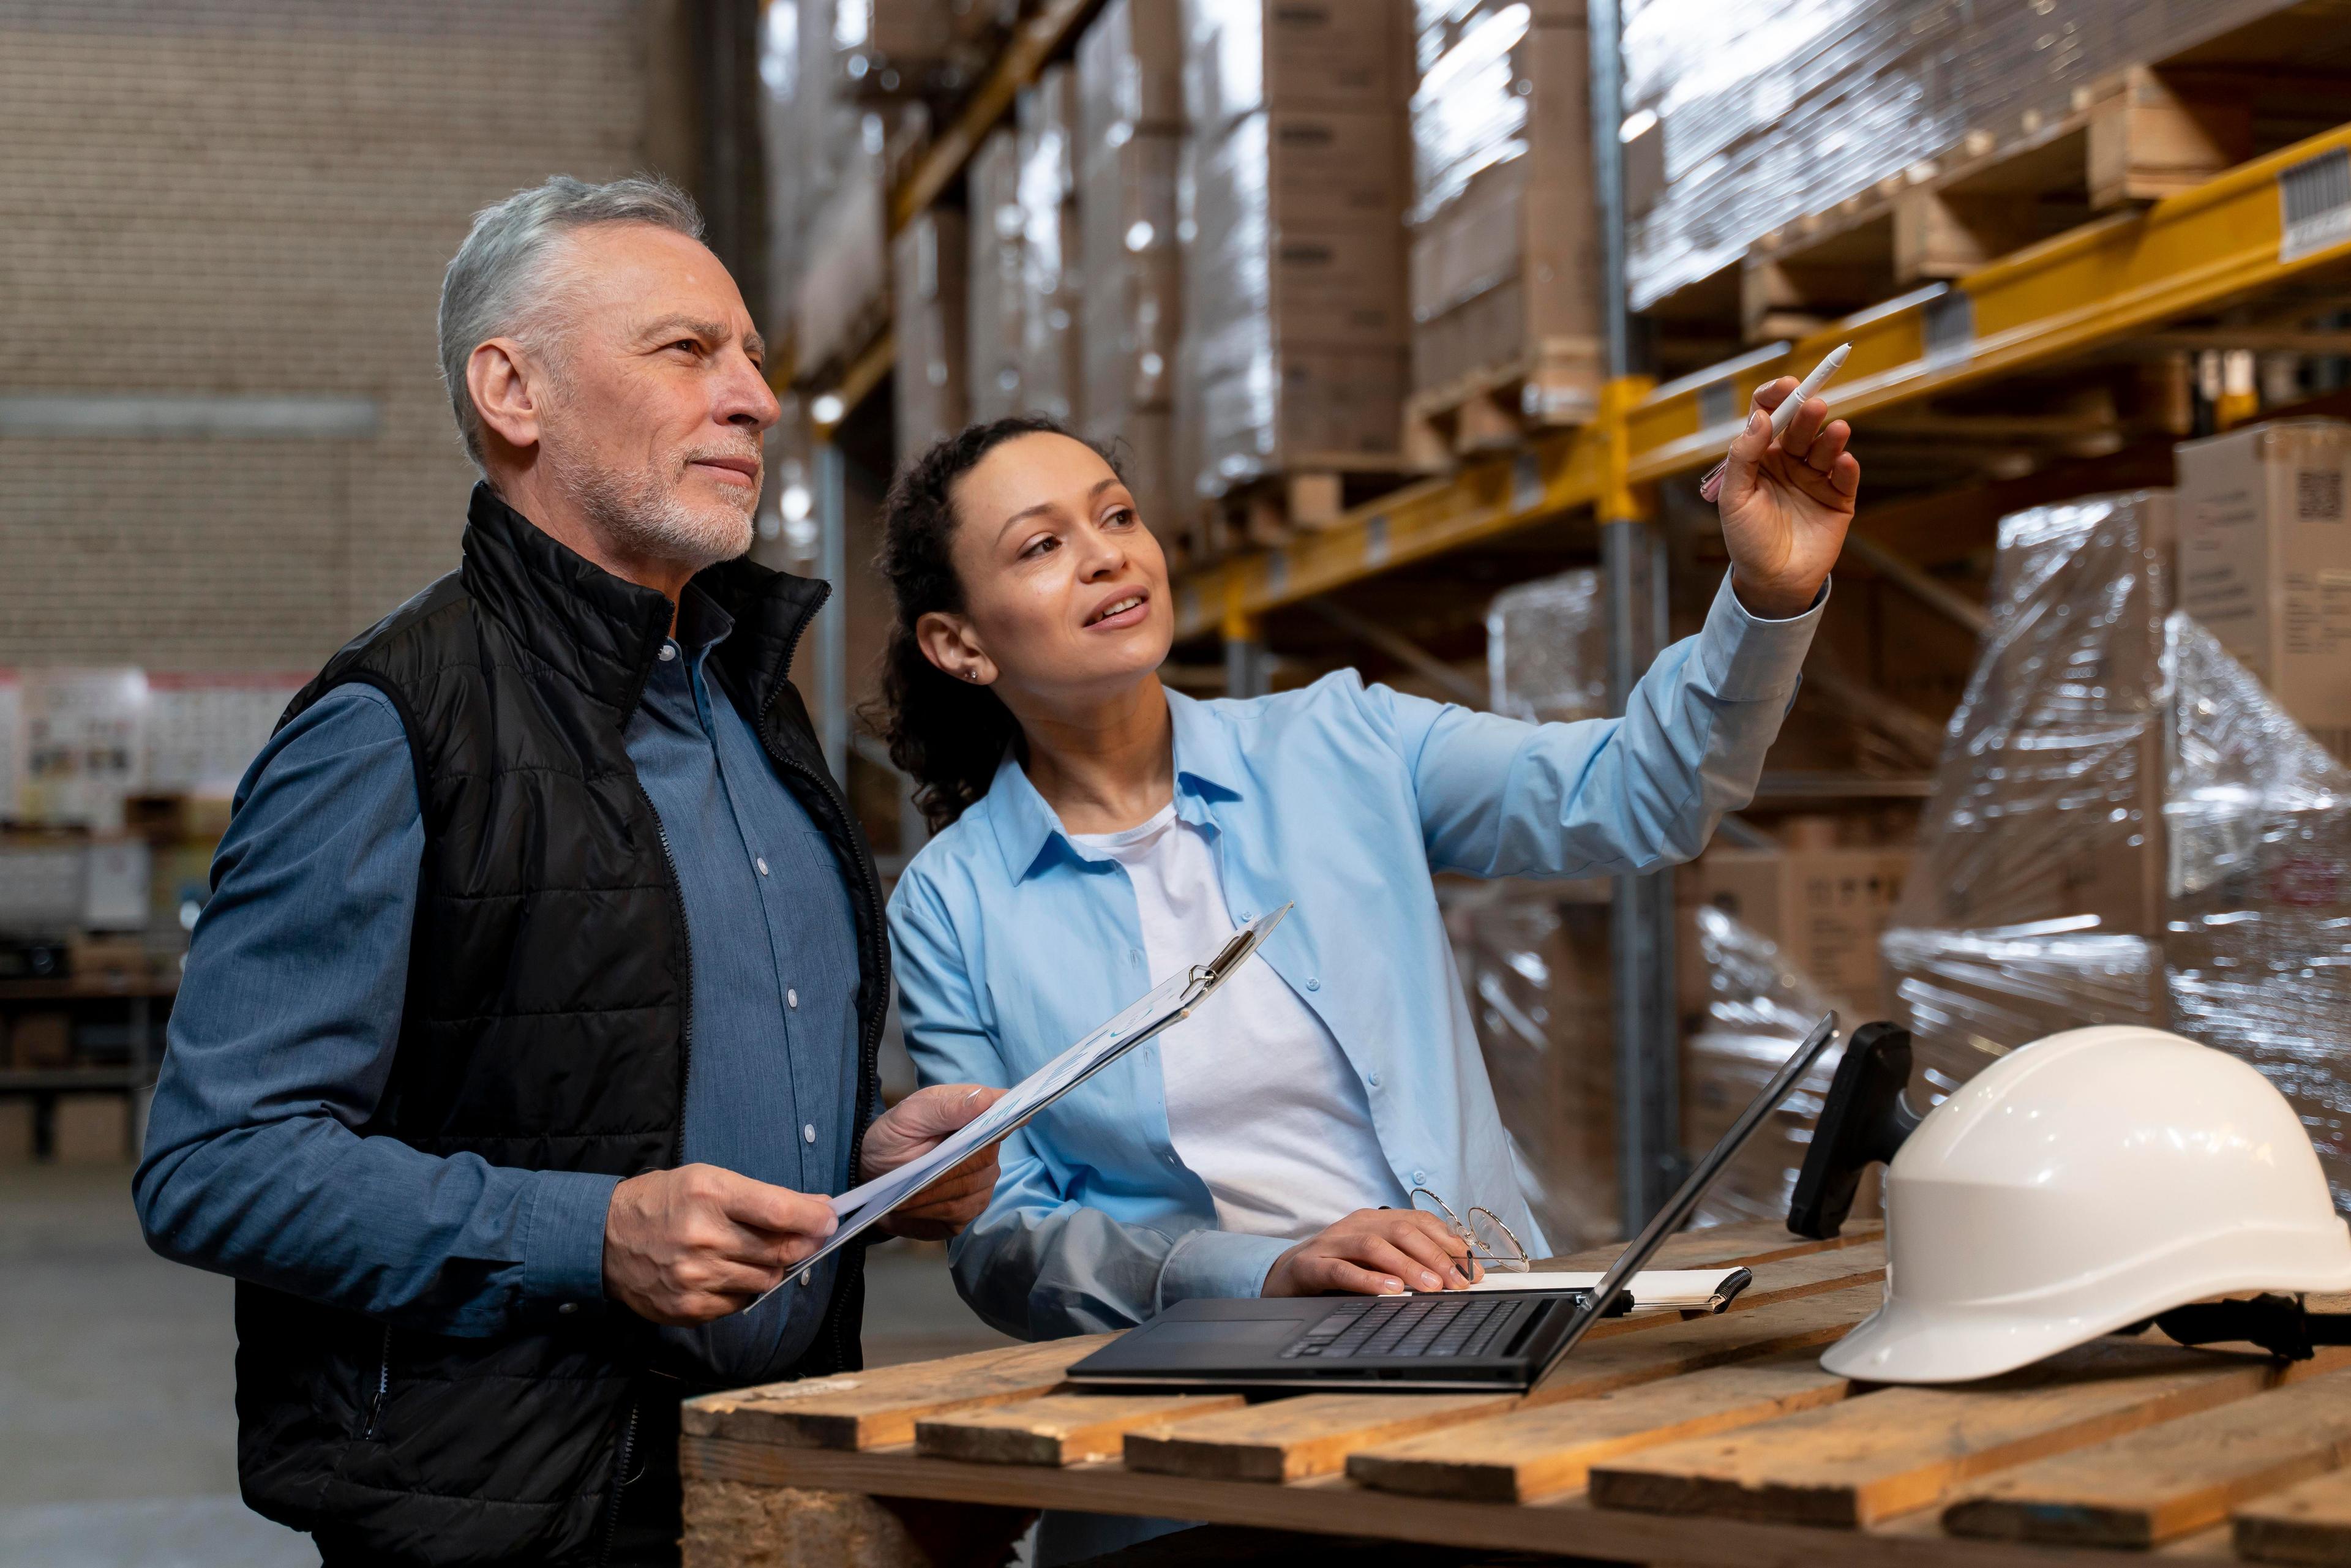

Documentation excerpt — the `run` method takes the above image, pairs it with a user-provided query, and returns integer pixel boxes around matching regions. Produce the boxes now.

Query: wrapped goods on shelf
[790,111,935,378]
[1487,568,1605,724]
[1078,0,1184,536]
[2177,418,2351,765]
[1689,846,1910,1018]
[831,0,1000,99]
[1177,0,1413,497]
[1016,65,1085,425]
[1407,0,1601,420]
[1443,879,1619,1253]
[892,211,968,466]
[2162,612,2351,1205]
[1883,490,2177,1079]
[1619,0,2298,310]
[966,128,1026,422]
[1683,906,1884,1229]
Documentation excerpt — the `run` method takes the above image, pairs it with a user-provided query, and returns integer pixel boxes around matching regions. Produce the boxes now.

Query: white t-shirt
[1069,803,1408,1240]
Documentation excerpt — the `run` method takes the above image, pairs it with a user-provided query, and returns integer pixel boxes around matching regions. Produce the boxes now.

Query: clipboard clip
[1188,901,1292,1000]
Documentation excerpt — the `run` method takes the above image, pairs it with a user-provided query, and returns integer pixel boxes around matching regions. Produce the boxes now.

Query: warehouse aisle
[0,1165,1014,1567]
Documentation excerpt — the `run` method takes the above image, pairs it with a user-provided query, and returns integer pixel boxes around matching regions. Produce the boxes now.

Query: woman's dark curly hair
[866,415,1125,832]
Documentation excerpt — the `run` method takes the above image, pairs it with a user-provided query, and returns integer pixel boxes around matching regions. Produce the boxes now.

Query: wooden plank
[680,1334,1114,1452]
[1943,1364,2351,1547]
[685,1436,2240,1568]
[1591,1340,2320,1528]
[1122,1283,1882,1484]
[2236,1468,2351,1566]
[913,1391,1243,1467]
[1347,1349,1854,1502]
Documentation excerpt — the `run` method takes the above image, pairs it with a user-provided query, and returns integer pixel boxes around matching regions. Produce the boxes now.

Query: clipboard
[748,902,1291,1307]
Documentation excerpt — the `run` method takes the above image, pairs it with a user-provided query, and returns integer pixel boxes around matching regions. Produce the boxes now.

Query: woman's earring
[964,670,979,682]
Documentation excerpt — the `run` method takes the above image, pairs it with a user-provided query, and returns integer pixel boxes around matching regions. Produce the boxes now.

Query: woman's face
[924,432,1174,709]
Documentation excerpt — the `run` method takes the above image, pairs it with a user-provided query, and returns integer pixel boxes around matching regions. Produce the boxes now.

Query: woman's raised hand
[1714,375,1860,620]
[1262,1207,1485,1297]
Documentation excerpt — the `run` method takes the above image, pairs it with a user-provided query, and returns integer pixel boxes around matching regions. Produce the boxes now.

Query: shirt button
[787,988,799,1009]
[657,643,677,662]
[803,1123,816,1144]
[1235,910,1252,921]
[756,857,771,876]
[1412,1169,1428,1186]
[1368,1071,1382,1089]
[558,1302,579,1316]
[1305,977,1321,991]
[797,1271,811,1289]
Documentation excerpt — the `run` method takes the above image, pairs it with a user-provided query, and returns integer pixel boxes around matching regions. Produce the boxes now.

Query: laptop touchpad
[1146,1318,1303,1348]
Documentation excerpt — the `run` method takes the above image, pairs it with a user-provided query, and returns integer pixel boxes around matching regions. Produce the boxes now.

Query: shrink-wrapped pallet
[1177,0,1412,500]
[1406,0,1602,426]
[1016,65,1084,425]
[966,129,1026,422]
[1444,879,1619,1253]
[892,210,967,467]
[1620,0,2301,310]
[1078,0,1185,536]
[1881,490,2176,1083]
[1487,568,1607,724]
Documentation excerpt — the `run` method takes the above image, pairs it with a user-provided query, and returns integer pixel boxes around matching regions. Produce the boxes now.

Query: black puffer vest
[234,486,887,1566]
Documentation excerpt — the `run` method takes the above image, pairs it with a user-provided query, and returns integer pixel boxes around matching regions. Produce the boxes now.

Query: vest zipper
[594,1391,641,1567]
[637,781,696,1167]
[361,1323,392,1439]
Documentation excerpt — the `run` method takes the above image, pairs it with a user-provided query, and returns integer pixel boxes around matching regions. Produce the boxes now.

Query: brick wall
[0,1,689,670]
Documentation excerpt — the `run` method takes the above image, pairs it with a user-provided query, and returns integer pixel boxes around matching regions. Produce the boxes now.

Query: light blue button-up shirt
[889,572,1824,1340]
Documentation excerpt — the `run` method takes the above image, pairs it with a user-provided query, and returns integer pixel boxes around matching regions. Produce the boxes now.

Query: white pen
[1698,342,1851,503]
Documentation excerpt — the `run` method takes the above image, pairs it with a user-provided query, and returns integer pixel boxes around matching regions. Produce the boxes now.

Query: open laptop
[1067,1011,1842,1392]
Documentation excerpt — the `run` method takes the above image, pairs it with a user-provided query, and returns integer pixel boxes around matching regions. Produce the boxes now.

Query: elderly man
[135,175,997,1567]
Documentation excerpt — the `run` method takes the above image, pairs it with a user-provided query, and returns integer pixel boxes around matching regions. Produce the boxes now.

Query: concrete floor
[0,1164,1016,1567]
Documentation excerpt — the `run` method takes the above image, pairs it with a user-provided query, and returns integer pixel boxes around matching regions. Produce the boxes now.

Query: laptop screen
[1536,1011,1843,1375]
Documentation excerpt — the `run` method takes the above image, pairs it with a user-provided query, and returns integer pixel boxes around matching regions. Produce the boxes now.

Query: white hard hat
[1823,1025,2351,1384]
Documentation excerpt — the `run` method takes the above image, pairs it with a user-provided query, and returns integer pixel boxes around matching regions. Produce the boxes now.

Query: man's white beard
[549,443,757,573]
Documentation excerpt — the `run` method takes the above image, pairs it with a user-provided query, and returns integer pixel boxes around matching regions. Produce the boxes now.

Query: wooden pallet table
[678,1220,2351,1566]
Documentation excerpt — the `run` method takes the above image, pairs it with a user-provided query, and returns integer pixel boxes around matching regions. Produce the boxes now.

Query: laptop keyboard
[1278,1294,1531,1360]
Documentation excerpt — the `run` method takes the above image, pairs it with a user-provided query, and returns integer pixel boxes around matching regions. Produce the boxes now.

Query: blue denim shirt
[890,573,1823,1340]
[135,588,863,1386]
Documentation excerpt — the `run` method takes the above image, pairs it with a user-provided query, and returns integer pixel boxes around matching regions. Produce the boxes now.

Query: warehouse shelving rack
[789,1,2351,1231]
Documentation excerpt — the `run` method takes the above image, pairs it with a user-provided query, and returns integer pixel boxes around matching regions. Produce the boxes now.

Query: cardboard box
[1182,0,1408,130]
[1080,135,1182,418]
[1197,344,1409,486]
[1687,847,1911,1014]
[52,1092,128,1166]
[9,1011,71,1070]
[893,210,969,465]
[2177,418,2351,763]
[1078,0,1183,136]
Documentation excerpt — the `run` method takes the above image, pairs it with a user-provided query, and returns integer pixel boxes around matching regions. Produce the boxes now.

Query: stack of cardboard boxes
[1177,0,1413,505]
[966,129,1027,424]
[1077,0,1186,545]
[1406,0,1602,445]
[892,209,969,461]
[1016,66,1086,425]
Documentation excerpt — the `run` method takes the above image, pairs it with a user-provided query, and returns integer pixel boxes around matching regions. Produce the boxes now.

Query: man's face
[528,223,779,571]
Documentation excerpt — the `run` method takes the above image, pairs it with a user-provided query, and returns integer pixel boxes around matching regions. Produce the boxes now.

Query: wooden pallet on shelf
[1402,345,1605,468]
[1187,455,1437,567]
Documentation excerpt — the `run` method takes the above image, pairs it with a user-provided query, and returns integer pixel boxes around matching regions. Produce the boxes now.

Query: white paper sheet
[747,905,1290,1307]
[1460,1266,1750,1309]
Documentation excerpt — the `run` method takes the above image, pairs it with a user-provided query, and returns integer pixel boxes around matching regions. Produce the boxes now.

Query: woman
[879,384,1856,1343]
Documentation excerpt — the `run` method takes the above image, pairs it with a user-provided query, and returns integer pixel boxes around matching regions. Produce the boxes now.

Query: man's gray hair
[437,174,705,467]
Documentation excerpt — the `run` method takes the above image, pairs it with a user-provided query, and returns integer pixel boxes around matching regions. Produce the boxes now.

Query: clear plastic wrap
[1683,906,1888,1229]
[1487,568,1607,724]
[1882,490,2175,1081]
[891,209,967,467]
[966,128,1026,422]
[1621,0,2305,309]
[1407,3,1600,411]
[830,0,996,100]
[761,1,866,350]
[1443,879,1620,1253]
[1016,65,1084,425]
[792,116,890,376]
[2163,612,2351,1206]
[1177,0,1411,497]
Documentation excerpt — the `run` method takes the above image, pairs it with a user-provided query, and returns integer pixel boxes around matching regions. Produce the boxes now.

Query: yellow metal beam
[1169,117,2351,632]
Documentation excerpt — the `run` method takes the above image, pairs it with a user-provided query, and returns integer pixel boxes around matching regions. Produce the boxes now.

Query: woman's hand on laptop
[864,1084,1008,1240]
[1262,1207,1485,1297]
